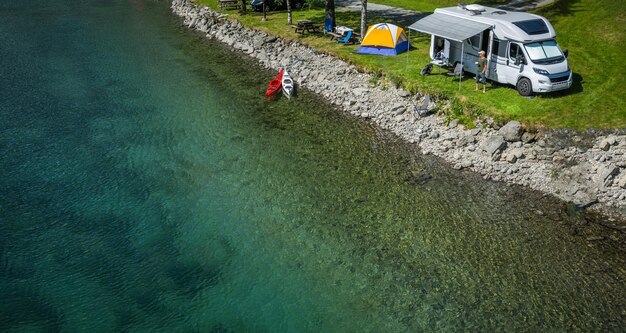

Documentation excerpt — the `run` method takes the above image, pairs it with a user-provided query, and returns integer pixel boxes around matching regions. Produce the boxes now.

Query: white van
[409,4,572,96]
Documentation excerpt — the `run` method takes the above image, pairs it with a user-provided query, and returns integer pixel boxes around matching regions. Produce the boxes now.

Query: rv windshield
[524,40,564,64]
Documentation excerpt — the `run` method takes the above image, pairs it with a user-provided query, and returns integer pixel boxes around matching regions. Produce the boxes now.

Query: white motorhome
[409,4,572,95]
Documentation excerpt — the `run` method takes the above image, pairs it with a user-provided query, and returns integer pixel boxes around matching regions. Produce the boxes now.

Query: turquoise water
[1,0,625,331]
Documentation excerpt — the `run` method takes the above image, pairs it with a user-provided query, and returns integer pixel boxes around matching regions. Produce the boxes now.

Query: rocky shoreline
[171,0,626,221]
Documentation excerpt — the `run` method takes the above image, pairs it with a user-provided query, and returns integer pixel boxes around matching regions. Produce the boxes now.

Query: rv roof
[435,6,556,41]
[437,6,535,23]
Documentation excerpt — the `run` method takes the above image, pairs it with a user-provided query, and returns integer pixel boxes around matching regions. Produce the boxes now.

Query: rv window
[513,19,549,35]
[509,43,520,60]
[524,40,564,64]
[495,39,507,57]
[468,34,480,50]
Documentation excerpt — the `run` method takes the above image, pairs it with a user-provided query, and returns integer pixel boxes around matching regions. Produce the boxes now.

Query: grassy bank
[196,0,625,129]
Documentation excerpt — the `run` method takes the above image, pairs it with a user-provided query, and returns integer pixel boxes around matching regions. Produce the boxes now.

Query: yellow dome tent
[357,23,410,56]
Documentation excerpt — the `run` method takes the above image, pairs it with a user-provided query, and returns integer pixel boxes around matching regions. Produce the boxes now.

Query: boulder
[598,164,619,187]
[522,132,535,143]
[598,140,611,151]
[498,121,522,142]
[481,135,507,159]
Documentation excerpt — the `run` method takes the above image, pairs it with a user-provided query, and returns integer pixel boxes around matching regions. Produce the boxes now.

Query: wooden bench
[219,0,240,10]
[325,31,343,40]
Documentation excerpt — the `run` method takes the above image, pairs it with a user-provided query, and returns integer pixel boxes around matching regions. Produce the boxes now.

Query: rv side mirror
[514,55,522,66]
[563,49,569,58]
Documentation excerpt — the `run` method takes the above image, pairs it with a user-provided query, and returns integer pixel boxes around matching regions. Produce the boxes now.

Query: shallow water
[1,0,624,332]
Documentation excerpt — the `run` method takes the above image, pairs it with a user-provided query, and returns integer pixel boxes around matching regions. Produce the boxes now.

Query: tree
[360,0,367,37]
[286,0,292,24]
[325,0,336,32]
[239,0,246,13]
[262,0,267,21]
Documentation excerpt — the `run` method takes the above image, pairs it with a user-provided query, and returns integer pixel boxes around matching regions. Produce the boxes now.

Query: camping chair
[447,63,463,78]
[324,17,333,33]
[414,95,431,118]
[337,31,354,44]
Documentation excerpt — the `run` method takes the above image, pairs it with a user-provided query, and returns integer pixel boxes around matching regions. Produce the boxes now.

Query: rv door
[499,42,526,85]
[489,38,508,83]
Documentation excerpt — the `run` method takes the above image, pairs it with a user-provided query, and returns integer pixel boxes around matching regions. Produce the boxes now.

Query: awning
[408,13,492,42]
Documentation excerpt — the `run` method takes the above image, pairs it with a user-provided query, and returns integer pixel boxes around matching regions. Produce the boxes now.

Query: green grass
[196,0,625,129]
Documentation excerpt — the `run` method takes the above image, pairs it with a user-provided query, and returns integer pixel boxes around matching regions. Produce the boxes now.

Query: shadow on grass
[540,72,584,99]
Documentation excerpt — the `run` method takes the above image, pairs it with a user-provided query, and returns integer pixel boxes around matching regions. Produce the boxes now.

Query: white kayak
[281,68,294,99]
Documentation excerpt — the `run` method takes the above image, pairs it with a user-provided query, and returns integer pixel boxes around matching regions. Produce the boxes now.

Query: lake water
[1,0,624,331]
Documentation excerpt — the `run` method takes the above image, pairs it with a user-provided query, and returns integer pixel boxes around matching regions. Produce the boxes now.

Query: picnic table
[219,0,240,10]
[326,26,360,43]
[292,20,320,34]
[335,26,353,35]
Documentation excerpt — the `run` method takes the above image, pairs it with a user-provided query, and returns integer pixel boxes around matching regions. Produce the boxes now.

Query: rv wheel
[516,77,532,96]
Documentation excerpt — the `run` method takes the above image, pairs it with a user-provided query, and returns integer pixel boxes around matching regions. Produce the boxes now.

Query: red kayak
[265,69,284,98]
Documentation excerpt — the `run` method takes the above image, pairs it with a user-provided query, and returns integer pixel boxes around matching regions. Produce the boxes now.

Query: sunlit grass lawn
[196,0,625,129]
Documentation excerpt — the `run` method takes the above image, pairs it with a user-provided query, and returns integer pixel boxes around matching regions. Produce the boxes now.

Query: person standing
[475,50,488,93]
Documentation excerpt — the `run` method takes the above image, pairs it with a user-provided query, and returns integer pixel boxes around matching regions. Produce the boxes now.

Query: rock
[461,160,473,168]
[459,135,476,146]
[481,136,507,158]
[398,90,410,98]
[598,140,611,151]
[505,154,517,163]
[616,173,626,188]
[498,121,522,142]
[598,164,619,187]
[553,155,566,163]
[470,128,481,136]
[448,119,459,129]
[264,36,278,44]
[510,148,524,159]
[391,103,404,114]
[605,135,618,146]
[352,87,369,96]
[394,108,407,116]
